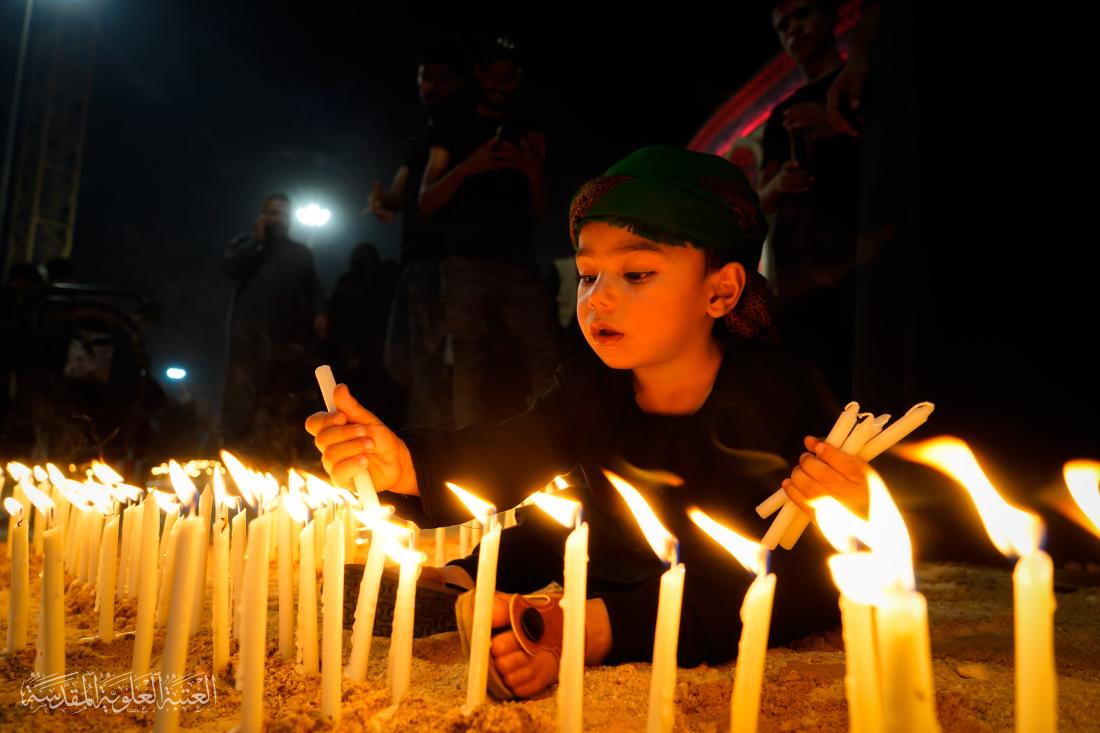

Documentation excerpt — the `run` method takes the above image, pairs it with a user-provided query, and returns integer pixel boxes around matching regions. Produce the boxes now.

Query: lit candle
[133,490,162,677]
[459,522,470,557]
[900,438,1053,733]
[529,489,587,733]
[157,521,182,628]
[118,504,135,599]
[160,504,180,564]
[278,493,294,661]
[448,483,501,713]
[96,514,119,643]
[315,504,329,571]
[231,507,247,639]
[385,534,426,703]
[191,482,213,635]
[4,498,29,653]
[213,516,230,678]
[322,518,345,720]
[37,524,65,682]
[471,518,482,548]
[605,471,682,733]
[1064,460,1100,536]
[153,515,203,733]
[238,513,271,730]
[689,509,775,733]
[298,516,319,675]
[344,508,398,682]
[82,508,104,584]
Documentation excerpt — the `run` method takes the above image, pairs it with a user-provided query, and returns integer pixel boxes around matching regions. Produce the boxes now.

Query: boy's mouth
[590,323,624,345]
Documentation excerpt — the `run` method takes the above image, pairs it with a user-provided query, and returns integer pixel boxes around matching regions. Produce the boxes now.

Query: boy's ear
[706,261,747,319]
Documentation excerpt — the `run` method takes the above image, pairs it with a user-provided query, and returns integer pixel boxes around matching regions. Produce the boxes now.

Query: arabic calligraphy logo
[21,671,217,714]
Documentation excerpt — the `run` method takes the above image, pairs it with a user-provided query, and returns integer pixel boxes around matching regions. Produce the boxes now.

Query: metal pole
[0,0,35,276]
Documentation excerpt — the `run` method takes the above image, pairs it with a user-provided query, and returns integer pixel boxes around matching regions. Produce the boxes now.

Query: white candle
[298,519,319,675]
[96,516,119,643]
[459,522,470,557]
[128,502,144,599]
[464,512,501,713]
[278,495,294,661]
[160,505,180,563]
[33,499,45,557]
[387,540,426,703]
[435,526,447,566]
[118,504,134,599]
[648,559,685,733]
[66,505,86,575]
[213,517,230,678]
[191,485,212,635]
[157,521,182,627]
[315,505,329,571]
[346,532,387,681]
[471,518,482,548]
[731,573,776,733]
[837,593,882,733]
[322,519,345,720]
[558,519,589,733]
[238,514,271,731]
[1015,550,1056,733]
[133,492,162,677]
[153,516,203,733]
[82,510,103,584]
[875,588,937,732]
[36,526,64,681]
[231,508,247,639]
[5,501,29,652]
[315,364,382,512]
[343,505,355,558]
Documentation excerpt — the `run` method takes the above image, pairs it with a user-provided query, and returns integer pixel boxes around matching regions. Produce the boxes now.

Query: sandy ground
[1,543,1098,732]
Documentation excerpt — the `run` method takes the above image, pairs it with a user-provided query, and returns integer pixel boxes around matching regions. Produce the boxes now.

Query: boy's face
[575,221,728,371]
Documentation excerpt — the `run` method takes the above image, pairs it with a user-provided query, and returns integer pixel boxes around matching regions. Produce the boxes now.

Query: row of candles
[2,438,1099,733]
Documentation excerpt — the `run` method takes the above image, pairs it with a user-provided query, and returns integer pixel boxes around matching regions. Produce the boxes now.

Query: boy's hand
[768,161,814,195]
[782,436,869,516]
[304,384,418,496]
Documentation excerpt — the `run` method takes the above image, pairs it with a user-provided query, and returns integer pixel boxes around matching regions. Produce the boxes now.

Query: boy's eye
[625,271,655,283]
[578,274,597,285]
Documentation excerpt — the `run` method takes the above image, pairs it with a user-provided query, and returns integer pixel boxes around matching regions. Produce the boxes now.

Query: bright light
[166,367,187,380]
[295,203,332,228]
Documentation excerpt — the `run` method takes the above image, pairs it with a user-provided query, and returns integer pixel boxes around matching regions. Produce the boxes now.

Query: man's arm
[516,130,549,219]
[367,166,409,222]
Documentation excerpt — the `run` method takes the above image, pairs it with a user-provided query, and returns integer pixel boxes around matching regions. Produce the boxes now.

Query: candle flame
[213,469,230,511]
[378,535,426,566]
[352,505,396,530]
[169,460,199,507]
[4,497,23,517]
[152,489,180,514]
[284,490,310,525]
[82,480,116,515]
[55,477,94,511]
[688,508,767,576]
[447,482,495,523]
[261,473,280,510]
[22,480,55,516]
[529,490,580,528]
[604,470,677,564]
[552,475,569,491]
[1064,460,1100,538]
[865,470,915,591]
[33,465,48,483]
[808,496,870,554]
[112,483,145,503]
[826,552,885,605]
[896,436,1042,557]
[46,463,68,489]
[6,461,31,483]
[219,450,255,505]
[91,461,125,486]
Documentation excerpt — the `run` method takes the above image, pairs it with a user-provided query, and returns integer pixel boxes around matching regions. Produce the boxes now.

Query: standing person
[419,36,558,428]
[757,0,862,406]
[222,193,326,465]
[370,38,466,430]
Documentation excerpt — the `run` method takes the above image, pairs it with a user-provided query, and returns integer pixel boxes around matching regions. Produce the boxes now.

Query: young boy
[307,146,870,699]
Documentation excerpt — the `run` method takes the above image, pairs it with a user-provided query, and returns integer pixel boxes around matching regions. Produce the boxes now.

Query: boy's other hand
[465,139,515,175]
[782,435,869,516]
[304,384,418,496]
[366,181,397,222]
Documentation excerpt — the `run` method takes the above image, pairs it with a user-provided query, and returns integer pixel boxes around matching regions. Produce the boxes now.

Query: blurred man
[221,193,326,464]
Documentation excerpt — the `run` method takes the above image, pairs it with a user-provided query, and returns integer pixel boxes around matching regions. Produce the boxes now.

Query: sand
[1,547,1099,732]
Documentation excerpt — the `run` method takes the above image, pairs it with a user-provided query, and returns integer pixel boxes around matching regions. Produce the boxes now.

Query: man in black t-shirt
[369,40,465,429]
[419,38,558,429]
[758,0,862,406]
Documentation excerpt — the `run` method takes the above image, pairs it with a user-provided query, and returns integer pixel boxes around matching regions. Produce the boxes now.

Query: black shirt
[389,343,840,664]
[762,66,863,300]
[428,112,539,266]
[397,132,446,263]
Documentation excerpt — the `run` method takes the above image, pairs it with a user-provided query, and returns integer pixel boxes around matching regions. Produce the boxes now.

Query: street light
[295,203,331,228]
[165,367,187,381]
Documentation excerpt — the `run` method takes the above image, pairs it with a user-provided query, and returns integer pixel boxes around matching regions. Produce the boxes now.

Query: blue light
[166,367,187,380]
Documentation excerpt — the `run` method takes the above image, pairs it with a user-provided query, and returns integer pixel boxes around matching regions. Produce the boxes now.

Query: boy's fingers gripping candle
[315,365,381,512]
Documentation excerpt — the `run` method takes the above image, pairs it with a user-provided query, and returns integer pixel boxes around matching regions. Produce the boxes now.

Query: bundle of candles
[1,414,1098,730]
